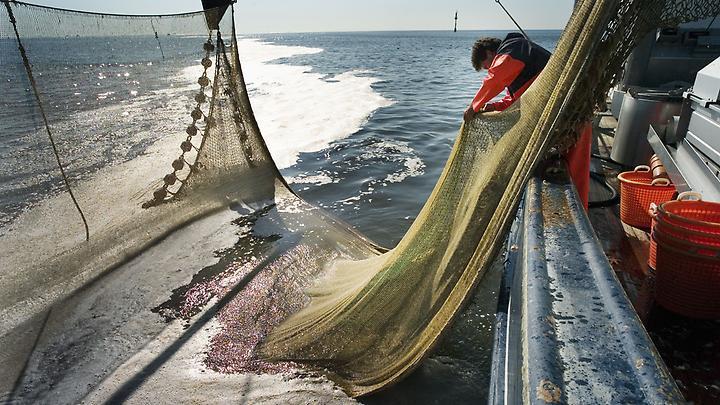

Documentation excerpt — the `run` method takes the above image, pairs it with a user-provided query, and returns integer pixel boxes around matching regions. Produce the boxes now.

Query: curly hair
[471,37,502,71]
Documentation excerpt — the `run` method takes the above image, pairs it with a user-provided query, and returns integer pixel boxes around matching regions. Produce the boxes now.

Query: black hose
[588,171,620,208]
[591,153,628,169]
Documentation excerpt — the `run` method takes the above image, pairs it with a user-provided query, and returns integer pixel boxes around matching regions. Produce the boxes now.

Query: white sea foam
[181,38,394,169]
[286,173,338,186]
[386,157,425,184]
[300,138,426,212]
[361,141,426,184]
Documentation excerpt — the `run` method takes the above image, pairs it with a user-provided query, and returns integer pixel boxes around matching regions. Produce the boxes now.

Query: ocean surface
[0,29,561,402]
[254,30,562,246]
[0,30,561,245]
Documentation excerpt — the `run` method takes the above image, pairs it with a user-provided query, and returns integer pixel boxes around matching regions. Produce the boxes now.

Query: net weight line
[143,33,217,208]
[3,0,90,241]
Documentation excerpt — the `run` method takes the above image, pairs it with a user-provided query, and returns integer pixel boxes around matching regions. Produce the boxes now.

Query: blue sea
[0,30,561,245]
[260,30,561,247]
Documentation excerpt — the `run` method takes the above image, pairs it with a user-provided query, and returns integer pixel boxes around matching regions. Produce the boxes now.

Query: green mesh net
[1,0,719,401]
[260,0,720,396]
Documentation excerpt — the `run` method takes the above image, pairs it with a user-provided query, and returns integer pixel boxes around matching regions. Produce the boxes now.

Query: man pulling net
[464,34,551,121]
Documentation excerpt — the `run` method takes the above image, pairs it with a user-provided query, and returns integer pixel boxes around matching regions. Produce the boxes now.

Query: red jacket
[471,33,551,112]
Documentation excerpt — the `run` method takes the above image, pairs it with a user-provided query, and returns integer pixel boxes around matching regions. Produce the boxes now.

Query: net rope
[3,1,90,240]
[1,0,718,400]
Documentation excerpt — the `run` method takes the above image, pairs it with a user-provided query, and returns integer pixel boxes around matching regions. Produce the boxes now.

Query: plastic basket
[618,166,676,230]
[657,200,720,234]
[656,218,720,246]
[648,192,707,269]
[654,230,720,319]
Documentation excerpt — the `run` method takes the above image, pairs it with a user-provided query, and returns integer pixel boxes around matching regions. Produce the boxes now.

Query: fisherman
[463,33,551,122]
[464,33,592,209]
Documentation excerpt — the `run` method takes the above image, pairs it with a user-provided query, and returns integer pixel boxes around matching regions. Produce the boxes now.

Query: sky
[28,0,575,33]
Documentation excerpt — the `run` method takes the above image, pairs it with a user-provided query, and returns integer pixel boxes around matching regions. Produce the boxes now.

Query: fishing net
[0,4,381,400]
[1,0,718,401]
[260,0,720,396]
[0,2,274,328]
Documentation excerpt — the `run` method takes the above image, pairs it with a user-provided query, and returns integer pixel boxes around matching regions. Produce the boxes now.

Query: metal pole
[494,0,530,40]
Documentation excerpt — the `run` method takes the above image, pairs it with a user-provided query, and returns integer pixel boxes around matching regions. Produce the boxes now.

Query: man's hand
[463,106,477,122]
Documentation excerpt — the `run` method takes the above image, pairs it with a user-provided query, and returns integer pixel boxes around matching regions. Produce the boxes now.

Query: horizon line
[237,28,566,35]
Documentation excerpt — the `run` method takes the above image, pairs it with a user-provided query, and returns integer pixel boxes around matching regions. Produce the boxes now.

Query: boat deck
[588,114,720,404]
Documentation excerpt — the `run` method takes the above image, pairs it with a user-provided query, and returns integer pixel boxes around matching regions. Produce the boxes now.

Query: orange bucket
[654,230,720,319]
[648,192,706,269]
[618,165,676,230]
[658,200,720,234]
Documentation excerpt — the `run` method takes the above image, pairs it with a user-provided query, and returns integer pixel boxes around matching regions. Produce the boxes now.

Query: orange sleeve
[471,54,525,112]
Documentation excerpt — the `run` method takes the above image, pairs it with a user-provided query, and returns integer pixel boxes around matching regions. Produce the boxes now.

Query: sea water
[0,30,560,246]
[255,30,561,246]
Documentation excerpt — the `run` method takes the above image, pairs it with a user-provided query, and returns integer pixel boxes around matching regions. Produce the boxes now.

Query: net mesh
[1,2,384,401]
[1,0,718,400]
[0,2,285,329]
[259,0,720,396]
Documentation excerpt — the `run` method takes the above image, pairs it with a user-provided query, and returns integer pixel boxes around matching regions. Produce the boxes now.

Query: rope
[4,1,90,241]
[150,19,165,59]
[705,11,718,33]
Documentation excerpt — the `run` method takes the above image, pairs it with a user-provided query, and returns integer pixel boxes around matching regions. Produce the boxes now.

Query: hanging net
[0,4,382,401]
[1,0,718,400]
[260,0,720,396]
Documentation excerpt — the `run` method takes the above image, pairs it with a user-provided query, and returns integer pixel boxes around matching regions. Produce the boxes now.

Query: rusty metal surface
[489,167,683,404]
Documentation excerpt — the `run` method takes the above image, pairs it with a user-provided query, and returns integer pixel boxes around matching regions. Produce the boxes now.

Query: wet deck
[588,115,720,404]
